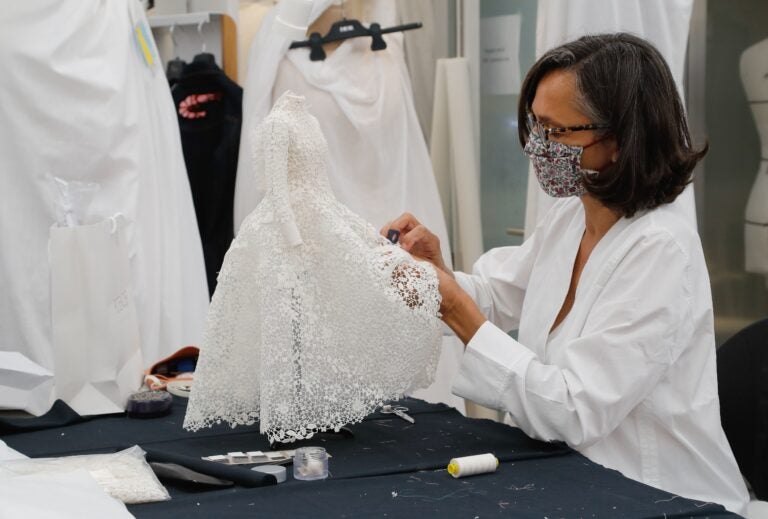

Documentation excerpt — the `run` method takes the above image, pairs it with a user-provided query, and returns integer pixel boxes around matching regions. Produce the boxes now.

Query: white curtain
[524,0,696,237]
[396,0,452,143]
[430,58,484,272]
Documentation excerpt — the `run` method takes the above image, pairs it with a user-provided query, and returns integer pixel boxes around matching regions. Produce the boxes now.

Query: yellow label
[134,25,154,67]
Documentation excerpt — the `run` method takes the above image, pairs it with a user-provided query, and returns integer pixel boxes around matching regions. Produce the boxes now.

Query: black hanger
[289,19,422,61]
[166,57,186,85]
[192,52,217,66]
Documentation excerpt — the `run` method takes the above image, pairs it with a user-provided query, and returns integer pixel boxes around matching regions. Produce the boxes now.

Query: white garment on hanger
[272,37,451,262]
[236,2,449,259]
[451,198,749,516]
[184,93,442,442]
[0,1,208,384]
[524,0,697,237]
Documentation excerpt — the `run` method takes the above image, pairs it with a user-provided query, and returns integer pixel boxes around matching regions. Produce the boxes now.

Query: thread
[446,453,499,478]
[251,464,287,483]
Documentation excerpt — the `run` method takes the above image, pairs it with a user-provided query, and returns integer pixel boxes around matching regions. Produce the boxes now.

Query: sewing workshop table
[1,397,741,518]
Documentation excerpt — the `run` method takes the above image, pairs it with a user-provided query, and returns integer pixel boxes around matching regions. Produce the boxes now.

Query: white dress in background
[184,93,442,443]
[0,2,208,373]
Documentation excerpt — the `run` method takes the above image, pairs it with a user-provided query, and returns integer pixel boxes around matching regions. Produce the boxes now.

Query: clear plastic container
[293,446,328,481]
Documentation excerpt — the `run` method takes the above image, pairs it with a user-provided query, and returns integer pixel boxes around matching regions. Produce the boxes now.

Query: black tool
[150,462,234,487]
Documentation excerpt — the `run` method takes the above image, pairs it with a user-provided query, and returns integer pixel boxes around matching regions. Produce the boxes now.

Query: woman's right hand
[381,213,451,275]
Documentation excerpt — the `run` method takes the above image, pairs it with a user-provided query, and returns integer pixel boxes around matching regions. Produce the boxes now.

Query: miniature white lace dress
[183,92,442,442]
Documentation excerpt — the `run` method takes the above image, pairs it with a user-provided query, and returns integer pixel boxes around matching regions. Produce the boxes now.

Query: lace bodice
[183,91,442,442]
[264,93,333,193]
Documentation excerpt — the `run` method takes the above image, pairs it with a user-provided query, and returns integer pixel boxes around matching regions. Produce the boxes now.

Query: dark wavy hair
[518,33,707,217]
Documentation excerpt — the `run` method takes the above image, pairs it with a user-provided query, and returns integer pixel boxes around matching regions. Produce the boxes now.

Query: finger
[400,224,431,252]
[387,212,420,235]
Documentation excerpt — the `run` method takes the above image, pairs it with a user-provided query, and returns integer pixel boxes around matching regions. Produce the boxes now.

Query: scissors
[381,404,415,424]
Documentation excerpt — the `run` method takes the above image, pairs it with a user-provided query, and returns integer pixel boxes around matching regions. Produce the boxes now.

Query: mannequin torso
[740,38,768,279]
[740,38,768,157]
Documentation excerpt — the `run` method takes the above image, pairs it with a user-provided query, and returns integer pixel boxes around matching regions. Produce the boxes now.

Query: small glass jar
[293,446,329,481]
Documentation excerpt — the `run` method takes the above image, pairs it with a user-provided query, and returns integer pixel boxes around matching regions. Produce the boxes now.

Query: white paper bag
[48,215,144,415]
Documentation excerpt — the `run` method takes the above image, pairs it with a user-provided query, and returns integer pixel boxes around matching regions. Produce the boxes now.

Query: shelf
[148,12,211,28]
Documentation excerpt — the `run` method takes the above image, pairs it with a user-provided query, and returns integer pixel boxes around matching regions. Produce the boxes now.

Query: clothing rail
[148,12,210,29]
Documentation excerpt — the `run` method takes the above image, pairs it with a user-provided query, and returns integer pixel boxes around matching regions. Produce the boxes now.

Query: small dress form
[184,92,442,442]
[740,38,768,287]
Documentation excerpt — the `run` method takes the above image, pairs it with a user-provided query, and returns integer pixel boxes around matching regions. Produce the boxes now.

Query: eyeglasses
[527,112,610,142]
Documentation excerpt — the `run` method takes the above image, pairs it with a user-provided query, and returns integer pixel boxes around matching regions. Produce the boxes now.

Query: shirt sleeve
[453,226,545,333]
[452,230,693,450]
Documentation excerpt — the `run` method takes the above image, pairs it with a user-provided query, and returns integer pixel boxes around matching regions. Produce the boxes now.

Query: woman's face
[530,69,617,173]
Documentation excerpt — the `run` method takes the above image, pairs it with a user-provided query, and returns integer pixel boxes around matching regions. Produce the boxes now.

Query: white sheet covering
[0,352,54,416]
[0,440,27,462]
[0,470,135,519]
[0,0,209,393]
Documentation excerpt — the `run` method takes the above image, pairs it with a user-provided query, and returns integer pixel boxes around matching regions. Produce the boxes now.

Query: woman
[384,33,749,514]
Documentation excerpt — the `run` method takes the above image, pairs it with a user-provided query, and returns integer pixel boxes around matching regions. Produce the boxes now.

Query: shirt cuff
[451,321,535,411]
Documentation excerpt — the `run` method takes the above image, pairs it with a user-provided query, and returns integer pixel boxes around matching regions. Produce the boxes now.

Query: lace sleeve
[253,116,303,247]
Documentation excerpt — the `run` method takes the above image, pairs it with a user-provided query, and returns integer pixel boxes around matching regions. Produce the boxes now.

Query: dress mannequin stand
[741,38,768,289]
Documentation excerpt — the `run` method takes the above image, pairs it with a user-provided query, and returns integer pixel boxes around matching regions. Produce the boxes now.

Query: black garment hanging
[172,54,242,297]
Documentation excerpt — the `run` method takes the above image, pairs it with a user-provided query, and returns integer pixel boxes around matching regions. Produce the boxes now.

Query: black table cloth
[1,397,741,518]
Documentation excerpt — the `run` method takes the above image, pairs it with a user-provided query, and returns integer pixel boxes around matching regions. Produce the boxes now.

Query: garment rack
[148,12,211,29]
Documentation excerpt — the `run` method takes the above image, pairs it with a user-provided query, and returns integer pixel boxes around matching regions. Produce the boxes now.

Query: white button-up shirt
[452,198,749,515]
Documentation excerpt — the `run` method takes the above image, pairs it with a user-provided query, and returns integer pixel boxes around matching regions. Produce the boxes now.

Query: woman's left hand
[433,267,487,345]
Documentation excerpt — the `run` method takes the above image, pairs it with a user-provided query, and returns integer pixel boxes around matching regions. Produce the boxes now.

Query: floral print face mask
[523,131,599,198]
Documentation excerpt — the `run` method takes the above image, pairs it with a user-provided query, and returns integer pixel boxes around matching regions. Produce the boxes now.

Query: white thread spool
[446,453,499,478]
